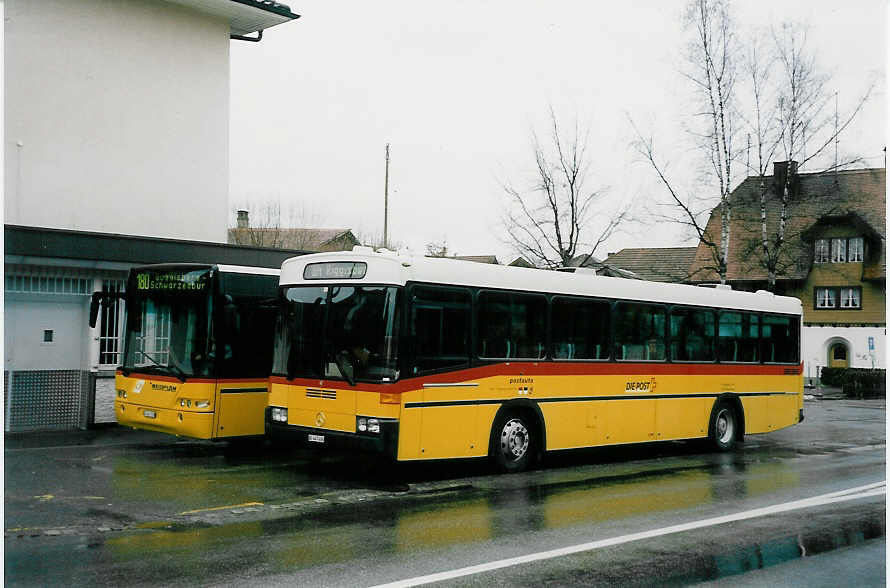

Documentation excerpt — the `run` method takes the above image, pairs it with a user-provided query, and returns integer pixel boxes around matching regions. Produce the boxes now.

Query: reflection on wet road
[5,400,884,587]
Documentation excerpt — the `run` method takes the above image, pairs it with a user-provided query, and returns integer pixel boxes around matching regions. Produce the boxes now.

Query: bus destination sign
[303,262,368,280]
[135,270,210,292]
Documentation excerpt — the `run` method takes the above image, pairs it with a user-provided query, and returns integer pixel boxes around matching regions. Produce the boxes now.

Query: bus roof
[279,250,802,315]
[130,263,279,277]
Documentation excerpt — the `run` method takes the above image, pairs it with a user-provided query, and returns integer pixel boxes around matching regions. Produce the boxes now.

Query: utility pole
[383,143,390,249]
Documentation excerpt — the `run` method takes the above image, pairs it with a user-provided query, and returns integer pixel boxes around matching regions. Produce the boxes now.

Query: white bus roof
[215,264,280,276]
[279,250,802,315]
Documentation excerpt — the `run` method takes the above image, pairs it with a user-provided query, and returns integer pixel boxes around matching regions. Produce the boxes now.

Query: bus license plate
[143,410,156,419]
[308,434,325,443]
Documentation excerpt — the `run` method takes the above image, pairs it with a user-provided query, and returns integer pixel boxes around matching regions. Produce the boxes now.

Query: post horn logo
[315,412,327,427]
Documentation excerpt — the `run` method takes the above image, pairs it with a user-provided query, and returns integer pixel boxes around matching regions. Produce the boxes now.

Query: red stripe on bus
[269,361,803,395]
[116,371,268,385]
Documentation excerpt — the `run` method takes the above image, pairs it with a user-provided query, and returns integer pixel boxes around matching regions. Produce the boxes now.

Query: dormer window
[814,239,829,263]
[848,237,864,262]
[830,238,846,263]
[814,237,864,264]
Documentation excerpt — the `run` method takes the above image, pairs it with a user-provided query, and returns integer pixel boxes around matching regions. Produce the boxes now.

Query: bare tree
[741,22,874,290]
[502,108,626,270]
[425,238,449,258]
[631,0,738,284]
[633,1,874,289]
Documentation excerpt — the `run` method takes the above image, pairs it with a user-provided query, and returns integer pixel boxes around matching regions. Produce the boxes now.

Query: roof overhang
[800,212,884,244]
[165,0,299,36]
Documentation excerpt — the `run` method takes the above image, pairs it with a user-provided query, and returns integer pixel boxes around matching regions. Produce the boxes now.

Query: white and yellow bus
[268,249,803,472]
[92,264,279,440]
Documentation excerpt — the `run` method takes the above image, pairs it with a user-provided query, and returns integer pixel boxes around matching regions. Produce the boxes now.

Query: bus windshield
[122,269,214,379]
[274,285,400,383]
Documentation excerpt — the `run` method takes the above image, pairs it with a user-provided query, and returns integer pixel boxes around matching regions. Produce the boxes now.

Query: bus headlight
[117,390,127,398]
[271,407,288,423]
[195,400,210,408]
[356,417,381,434]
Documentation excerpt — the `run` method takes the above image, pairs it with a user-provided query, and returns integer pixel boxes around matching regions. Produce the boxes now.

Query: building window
[5,274,92,294]
[43,329,54,343]
[848,237,864,262]
[815,287,861,310]
[814,239,829,263]
[839,287,862,309]
[98,280,126,367]
[830,238,847,263]
[815,287,836,308]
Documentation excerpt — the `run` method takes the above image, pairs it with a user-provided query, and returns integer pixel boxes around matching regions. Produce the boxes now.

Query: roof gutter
[231,30,263,42]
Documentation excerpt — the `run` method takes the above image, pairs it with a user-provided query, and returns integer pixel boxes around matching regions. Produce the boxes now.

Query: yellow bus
[268,249,803,472]
[91,264,279,440]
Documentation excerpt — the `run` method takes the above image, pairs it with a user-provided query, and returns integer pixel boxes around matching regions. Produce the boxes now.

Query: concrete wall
[4,0,230,242]
[802,325,886,380]
[4,294,91,372]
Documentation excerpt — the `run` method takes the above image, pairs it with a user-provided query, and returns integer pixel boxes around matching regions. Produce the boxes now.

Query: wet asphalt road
[4,398,885,587]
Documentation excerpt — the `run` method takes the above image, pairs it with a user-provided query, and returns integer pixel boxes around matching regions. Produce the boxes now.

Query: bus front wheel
[709,401,739,451]
[490,411,535,473]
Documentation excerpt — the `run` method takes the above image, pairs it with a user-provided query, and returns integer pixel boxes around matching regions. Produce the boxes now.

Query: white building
[4,0,300,431]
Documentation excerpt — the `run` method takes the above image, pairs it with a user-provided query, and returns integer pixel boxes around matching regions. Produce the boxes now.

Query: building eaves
[165,0,300,36]
[6,224,309,269]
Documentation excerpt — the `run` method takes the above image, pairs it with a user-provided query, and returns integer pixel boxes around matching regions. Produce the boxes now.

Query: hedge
[820,367,886,399]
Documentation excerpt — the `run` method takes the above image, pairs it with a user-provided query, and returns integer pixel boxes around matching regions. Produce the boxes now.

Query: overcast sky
[229,0,886,262]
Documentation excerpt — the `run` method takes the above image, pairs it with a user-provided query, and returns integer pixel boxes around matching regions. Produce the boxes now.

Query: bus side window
[761,314,798,363]
[410,287,471,374]
[718,312,759,362]
[669,307,715,362]
[614,303,666,361]
[477,292,545,360]
[552,297,610,360]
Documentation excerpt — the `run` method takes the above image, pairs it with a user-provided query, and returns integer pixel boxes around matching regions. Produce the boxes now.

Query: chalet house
[687,164,885,379]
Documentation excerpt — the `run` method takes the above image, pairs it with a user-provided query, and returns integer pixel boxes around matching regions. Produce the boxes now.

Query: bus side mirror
[89,293,102,328]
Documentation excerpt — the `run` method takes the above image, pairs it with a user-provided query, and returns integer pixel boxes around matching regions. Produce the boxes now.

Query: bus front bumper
[116,402,214,439]
[266,408,399,459]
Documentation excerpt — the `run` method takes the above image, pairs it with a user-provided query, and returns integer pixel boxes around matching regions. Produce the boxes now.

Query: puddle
[669,516,885,584]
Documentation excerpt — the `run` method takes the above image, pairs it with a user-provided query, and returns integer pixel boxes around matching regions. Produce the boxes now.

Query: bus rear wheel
[709,401,739,451]
[490,411,535,473]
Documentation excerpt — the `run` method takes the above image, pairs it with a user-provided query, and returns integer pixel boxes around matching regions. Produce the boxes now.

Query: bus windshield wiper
[137,350,187,382]
[165,347,188,383]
